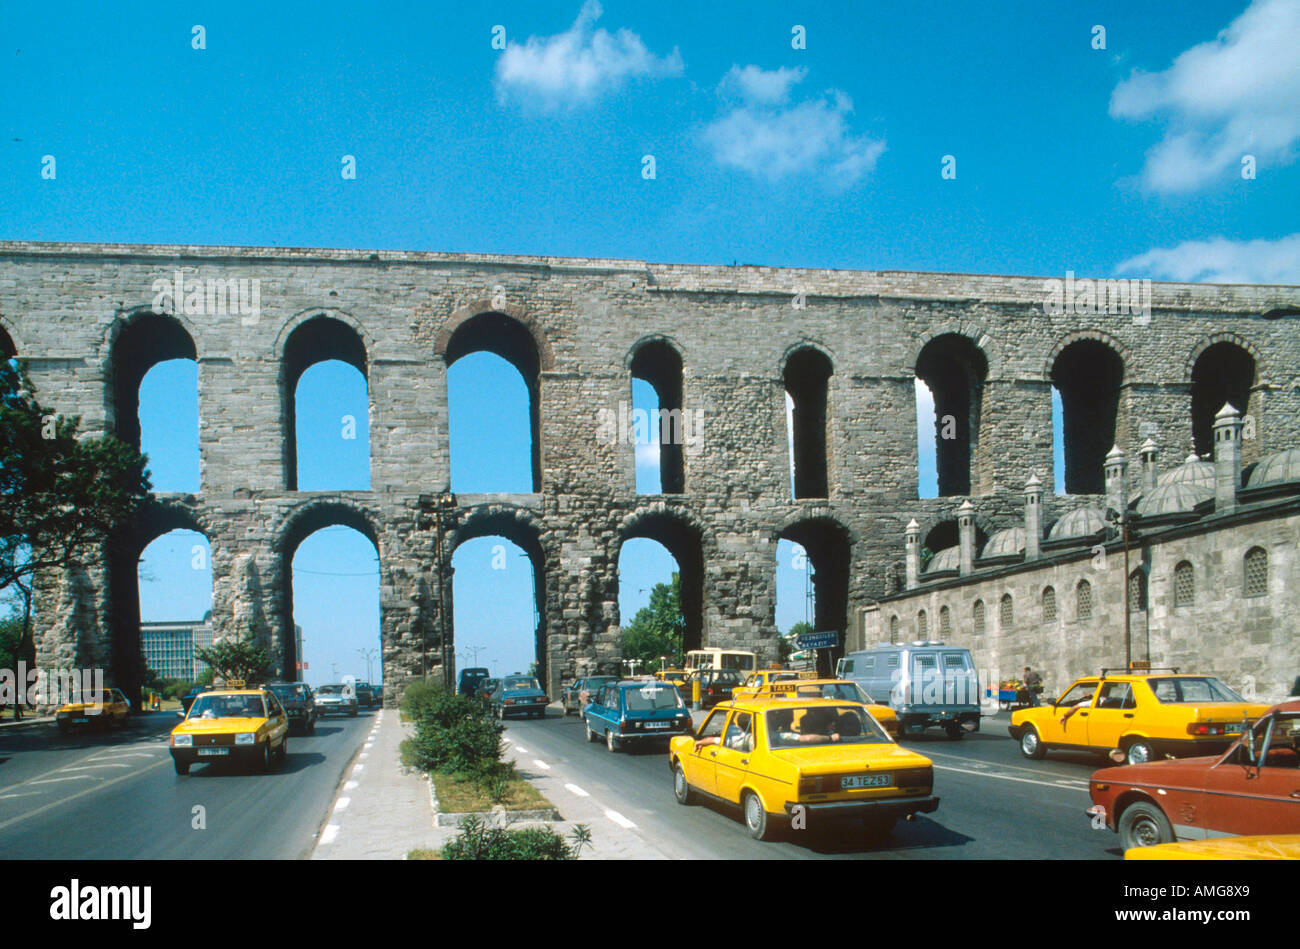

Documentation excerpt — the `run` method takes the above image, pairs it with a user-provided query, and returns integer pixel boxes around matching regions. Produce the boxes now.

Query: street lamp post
[357,647,377,684]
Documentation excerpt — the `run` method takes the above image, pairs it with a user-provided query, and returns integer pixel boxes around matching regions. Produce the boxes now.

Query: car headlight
[235,733,255,745]
[172,734,192,747]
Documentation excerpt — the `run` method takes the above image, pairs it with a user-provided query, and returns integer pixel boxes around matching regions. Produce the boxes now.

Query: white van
[837,642,980,739]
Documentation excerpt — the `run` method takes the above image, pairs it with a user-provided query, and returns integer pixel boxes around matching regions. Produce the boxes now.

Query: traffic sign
[795,629,839,649]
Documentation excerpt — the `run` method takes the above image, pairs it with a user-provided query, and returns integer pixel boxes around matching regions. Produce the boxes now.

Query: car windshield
[710,671,743,684]
[1150,677,1245,703]
[798,682,867,702]
[318,685,343,695]
[765,705,890,748]
[268,684,309,700]
[623,685,683,711]
[505,677,541,691]
[188,694,266,719]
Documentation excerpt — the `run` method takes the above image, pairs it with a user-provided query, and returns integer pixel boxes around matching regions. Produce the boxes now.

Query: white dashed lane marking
[319,824,340,845]
[564,784,589,797]
[344,780,359,791]
[30,775,96,786]
[604,808,637,829]
[58,763,131,772]
[532,759,550,771]
[333,797,350,813]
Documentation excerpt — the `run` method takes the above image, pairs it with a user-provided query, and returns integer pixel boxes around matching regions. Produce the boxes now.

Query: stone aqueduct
[1,241,1297,705]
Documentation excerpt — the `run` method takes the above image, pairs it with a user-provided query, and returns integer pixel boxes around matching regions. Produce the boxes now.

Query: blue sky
[3,0,1297,682]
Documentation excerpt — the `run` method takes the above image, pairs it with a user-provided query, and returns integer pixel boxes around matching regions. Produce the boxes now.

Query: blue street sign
[795,629,839,649]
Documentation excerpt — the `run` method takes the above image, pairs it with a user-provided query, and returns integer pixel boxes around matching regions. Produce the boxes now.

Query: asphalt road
[505,709,1121,859]
[0,708,375,859]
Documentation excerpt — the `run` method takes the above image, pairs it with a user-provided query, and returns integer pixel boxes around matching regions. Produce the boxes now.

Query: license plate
[73,718,89,723]
[841,773,891,789]
[644,721,671,729]
[197,748,229,757]
[1225,724,1243,735]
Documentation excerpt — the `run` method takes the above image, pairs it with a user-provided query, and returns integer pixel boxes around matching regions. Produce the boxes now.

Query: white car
[314,683,358,717]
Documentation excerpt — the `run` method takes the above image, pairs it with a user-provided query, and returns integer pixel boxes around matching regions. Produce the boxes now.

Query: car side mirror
[1244,720,1258,764]
[176,710,186,719]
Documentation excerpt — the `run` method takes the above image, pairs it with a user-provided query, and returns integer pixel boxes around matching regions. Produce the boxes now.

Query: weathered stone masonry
[1,241,1296,705]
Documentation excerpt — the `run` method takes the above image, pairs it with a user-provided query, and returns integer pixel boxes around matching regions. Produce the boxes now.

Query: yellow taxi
[55,687,131,734]
[1124,835,1300,861]
[668,694,938,841]
[655,669,692,699]
[169,686,290,775]
[731,668,804,699]
[1009,669,1269,765]
[765,678,901,737]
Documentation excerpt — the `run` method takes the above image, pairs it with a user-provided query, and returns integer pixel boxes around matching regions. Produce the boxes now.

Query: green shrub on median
[439,815,592,861]
[402,684,503,778]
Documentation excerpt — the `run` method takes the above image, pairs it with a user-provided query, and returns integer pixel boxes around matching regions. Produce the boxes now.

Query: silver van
[836,642,980,739]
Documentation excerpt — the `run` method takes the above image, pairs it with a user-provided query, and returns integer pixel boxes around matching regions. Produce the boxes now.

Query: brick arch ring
[270,495,386,560]
[1183,332,1267,386]
[904,322,1002,382]
[97,304,204,365]
[1041,329,1131,383]
[434,299,555,372]
[272,307,375,361]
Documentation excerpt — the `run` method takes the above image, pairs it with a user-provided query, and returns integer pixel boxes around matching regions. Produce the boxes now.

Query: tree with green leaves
[0,360,151,717]
[194,631,271,684]
[784,621,813,664]
[620,573,686,673]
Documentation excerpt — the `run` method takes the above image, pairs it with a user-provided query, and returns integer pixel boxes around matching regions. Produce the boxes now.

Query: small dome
[1246,448,1300,489]
[981,527,1026,559]
[1158,453,1215,491]
[1136,481,1212,517]
[923,546,960,575]
[1047,505,1107,541]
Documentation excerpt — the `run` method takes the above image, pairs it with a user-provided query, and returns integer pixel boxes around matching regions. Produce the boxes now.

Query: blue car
[490,674,550,720]
[583,679,694,752]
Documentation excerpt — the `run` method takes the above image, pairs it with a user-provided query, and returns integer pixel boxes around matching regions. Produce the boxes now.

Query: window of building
[1244,547,1268,598]
[939,605,951,637]
[917,609,928,639]
[1076,579,1092,621]
[1042,586,1057,623]
[973,599,985,635]
[1173,561,1194,608]
[889,614,900,642]
[1128,569,1147,612]
[1000,593,1014,630]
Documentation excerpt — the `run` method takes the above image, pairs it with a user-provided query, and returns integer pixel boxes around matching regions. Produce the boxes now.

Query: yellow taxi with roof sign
[55,687,131,734]
[668,693,938,840]
[732,668,805,699]
[1008,667,1270,765]
[169,685,290,775]
[765,678,901,737]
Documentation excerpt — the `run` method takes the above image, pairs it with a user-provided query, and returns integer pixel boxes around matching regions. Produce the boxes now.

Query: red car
[1089,700,1300,850]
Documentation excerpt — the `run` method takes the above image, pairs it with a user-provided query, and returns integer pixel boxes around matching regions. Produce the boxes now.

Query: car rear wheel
[673,763,695,805]
[586,721,598,743]
[743,792,772,841]
[174,758,189,775]
[606,729,619,753]
[1119,801,1173,849]
[1125,739,1154,766]
[1019,725,1047,759]
[943,723,963,740]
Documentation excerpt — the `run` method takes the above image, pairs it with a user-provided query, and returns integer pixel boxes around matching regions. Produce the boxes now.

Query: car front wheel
[672,763,695,805]
[174,758,189,775]
[1119,801,1173,849]
[1019,725,1047,759]
[586,721,598,743]
[606,729,619,753]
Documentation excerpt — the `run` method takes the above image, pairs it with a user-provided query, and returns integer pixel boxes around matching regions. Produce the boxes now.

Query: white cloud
[1117,234,1300,284]
[494,1,683,111]
[1109,0,1300,192]
[703,65,885,185]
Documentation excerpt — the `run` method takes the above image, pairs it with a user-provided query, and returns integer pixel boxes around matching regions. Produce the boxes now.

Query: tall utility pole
[357,647,377,683]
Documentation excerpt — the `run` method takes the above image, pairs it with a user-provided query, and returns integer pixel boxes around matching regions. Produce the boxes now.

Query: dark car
[490,675,549,720]
[180,684,212,713]
[458,667,491,698]
[264,681,317,734]
[479,678,499,702]
[583,679,694,752]
[563,676,618,716]
[354,681,376,708]
[698,669,744,709]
